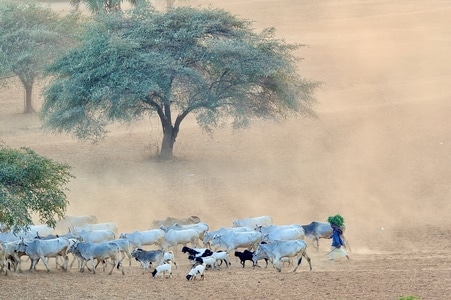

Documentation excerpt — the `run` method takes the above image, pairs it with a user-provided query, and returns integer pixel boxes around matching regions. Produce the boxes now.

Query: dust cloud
[1,0,450,254]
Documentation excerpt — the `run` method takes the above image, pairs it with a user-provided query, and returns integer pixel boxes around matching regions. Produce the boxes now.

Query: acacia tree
[70,0,146,13]
[0,0,80,113]
[42,6,318,159]
[0,146,73,232]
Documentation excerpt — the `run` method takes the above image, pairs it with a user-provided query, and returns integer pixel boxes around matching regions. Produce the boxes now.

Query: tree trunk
[24,84,34,114]
[159,124,176,160]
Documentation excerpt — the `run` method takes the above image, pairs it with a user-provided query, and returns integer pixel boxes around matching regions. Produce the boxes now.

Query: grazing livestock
[15,238,71,272]
[55,215,98,233]
[209,251,231,269]
[119,229,165,249]
[160,222,209,240]
[162,229,200,252]
[194,256,217,269]
[256,224,305,242]
[22,225,55,237]
[234,250,268,268]
[182,246,213,258]
[203,227,254,248]
[301,221,350,250]
[1,225,55,242]
[211,231,262,253]
[151,261,173,279]
[109,239,132,266]
[301,221,332,249]
[1,241,24,272]
[185,248,214,266]
[150,216,201,229]
[252,240,312,272]
[0,231,21,243]
[68,241,124,275]
[186,263,205,281]
[232,216,273,228]
[130,248,170,274]
[163,251,177,268]
[72,222,118,235]
[70,229,115,243]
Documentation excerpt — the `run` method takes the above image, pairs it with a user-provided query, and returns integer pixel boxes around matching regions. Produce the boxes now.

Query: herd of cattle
[0,215,341,279]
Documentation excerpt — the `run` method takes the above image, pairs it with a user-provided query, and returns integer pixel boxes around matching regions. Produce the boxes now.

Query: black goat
[234,250,268,268]
[183,246,213,258]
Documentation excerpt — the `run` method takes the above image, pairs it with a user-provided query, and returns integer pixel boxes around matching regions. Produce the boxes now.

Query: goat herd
[0,215,344,280]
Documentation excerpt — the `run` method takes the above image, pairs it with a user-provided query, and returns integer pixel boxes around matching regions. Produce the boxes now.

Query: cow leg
[108,259,116,275]
[79,259,87,273]
[141,261,150,275]
[117,251,127,266]
[61,254,69,271]
[127,252,132,267]
[292,250,312,272]
[29,258,38,272]
[117,259,125,275]
[273,258,282,272]
[40,255,52,272]
[304,251,312,271]
[69,254,79,269]
[292,256,303,272]
[120,250,132,267]
[13,253,23,272]
[90,258,96,274]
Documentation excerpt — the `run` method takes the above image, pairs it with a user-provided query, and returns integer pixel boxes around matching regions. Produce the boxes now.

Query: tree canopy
[0,0,81,113]
[42,5,318,159]
[0,146,73,232]
[70,0,147,13]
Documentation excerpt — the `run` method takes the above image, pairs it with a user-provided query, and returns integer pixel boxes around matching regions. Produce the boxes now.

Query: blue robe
[330,226,344,248]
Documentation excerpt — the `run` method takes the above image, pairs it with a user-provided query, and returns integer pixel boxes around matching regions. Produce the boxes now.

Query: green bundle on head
[327,214,345,227]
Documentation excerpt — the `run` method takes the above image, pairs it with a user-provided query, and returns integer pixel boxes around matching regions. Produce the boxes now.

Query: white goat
[186,263,205,281]
[151,261,173,279]
[211,251,231,268]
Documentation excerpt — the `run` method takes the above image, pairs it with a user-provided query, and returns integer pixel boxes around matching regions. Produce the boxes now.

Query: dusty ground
[1,0,450,299]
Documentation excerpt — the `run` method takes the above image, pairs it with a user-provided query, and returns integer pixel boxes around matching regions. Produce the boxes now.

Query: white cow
[232,216,273,228]
[150,216,201,229]
[68,241,124,275]
[72,222,118,235]
[252,240,312,272]
[160,222,209,240]
[256,224,305,242]
[109,239,132,266]
[210,231,262,253]
[55,215,98,234]
[0,240,23,272]
[70,229,115,243]
[15,238,71,272]
[0,231,22,243]
[119,229,165,249]
[2,225,55,241]
[162,229,200,252]
[203,227,254,248]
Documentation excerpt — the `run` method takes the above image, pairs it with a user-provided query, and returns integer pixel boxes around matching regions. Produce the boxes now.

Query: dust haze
[1,0,450,255]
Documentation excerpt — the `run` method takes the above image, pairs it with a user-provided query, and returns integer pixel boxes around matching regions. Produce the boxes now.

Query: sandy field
[1,0,450,299]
